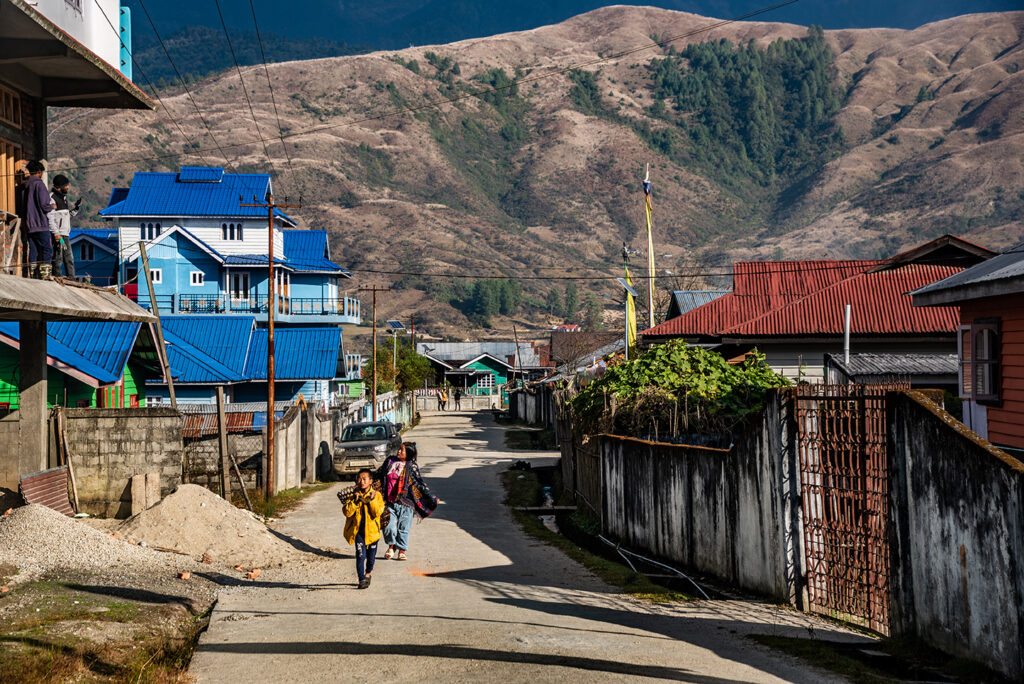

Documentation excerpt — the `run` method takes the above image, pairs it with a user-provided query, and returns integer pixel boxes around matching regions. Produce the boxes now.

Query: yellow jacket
[342,488,385,546]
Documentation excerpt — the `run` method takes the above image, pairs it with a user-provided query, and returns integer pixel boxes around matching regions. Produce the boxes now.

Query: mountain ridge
[50,6,1024,337]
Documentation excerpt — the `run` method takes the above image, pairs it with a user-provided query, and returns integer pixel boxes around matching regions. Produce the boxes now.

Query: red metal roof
[643,259,880,338]
[726,265,961,337]
[642,259,960,339]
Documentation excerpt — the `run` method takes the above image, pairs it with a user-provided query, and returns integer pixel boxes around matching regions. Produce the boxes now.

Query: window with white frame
[477,373,494,388]
[190,271,204,286]
[149,268,162,284]
[958,319,1000,403]
[79,242,94,261]
[140,222,161,240]
[230,272,249,300]
[221,222,244,240]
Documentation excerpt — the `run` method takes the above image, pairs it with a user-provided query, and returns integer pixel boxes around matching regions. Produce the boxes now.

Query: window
[149,268,162,284]
[190,271,204,286]
[230,272,249,300]
[129,394,139,408]
[959,319,1000,402]
[0,85,21,129]
[140,222,161,240]
[1,139,23,217]
[477,373,494,388]
[221,222,244,240]
[80,242,94,261]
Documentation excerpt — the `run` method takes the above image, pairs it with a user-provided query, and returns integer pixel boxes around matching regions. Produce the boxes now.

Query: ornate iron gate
[793,384,902,634]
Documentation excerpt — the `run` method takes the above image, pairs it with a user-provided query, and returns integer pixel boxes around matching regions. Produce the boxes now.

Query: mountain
[126,0,1022,48]
[50,7,1024,338]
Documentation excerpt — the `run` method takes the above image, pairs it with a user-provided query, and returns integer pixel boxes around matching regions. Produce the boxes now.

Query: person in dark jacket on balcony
[17,161,53,278]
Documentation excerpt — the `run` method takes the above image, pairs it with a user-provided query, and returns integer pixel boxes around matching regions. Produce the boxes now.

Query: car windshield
[341,424,388,442]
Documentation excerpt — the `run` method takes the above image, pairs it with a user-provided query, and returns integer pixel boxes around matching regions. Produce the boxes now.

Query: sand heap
[0,504,184,579]
[117,485,303,568]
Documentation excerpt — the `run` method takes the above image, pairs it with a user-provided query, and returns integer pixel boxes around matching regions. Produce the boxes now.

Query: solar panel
[386,320,405,330]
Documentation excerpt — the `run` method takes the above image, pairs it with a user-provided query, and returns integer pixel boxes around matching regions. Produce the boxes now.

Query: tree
[545,288,562,315]
[499,279,521,315]
[371,346,398,394]
[395,343,434,391]
[564,283,579,320]
[582,293,606,331]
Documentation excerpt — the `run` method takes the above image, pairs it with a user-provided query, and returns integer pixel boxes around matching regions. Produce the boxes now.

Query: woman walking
[374,442,440,561]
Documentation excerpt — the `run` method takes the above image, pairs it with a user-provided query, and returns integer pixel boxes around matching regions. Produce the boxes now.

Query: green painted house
[0,322,161,409]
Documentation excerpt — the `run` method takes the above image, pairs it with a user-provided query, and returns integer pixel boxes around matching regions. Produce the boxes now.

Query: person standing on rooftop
[17,161,54,278]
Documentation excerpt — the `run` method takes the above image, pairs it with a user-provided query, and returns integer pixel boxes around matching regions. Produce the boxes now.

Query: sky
[126,0,1021,48]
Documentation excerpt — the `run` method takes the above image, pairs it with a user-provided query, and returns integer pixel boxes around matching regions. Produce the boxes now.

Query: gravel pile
[117,484,304,568]
[0,504,188,579]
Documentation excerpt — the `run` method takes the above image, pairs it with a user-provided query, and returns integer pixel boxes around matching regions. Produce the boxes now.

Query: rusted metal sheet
[794,383,905,635]
[19,466,73,516]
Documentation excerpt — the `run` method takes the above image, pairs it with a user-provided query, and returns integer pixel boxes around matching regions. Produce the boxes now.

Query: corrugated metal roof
[726,265,961,336]
[669,290,729,318]
[0,321,140,384]
[827,352,958,377]
[161,327,246,384]
[108,187,129,206]
[245,328,341,380]
[912,243,1024,298]
[281,230,348,274]
[179,167,224,183]
[97,169,296,225]
[70,228,118,250]
[416,341,542,367]
[645,259,891,338]
[161,316,254,379]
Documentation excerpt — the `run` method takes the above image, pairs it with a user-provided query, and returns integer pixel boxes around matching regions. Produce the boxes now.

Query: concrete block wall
[889,392,1024,680]
[183,433,262,493]
[63,408,183,518]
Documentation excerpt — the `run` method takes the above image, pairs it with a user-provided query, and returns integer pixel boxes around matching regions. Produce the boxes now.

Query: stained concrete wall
[272,406,302,494]
[889,391,1024,680]
[63,408,183,518]
[598,391,798,602]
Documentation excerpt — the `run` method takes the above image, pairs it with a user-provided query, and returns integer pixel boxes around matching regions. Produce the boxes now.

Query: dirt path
[190,410,867,682]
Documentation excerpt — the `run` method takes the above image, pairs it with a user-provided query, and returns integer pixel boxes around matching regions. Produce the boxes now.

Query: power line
[25,0,799,179]
[135,0,236,170]
[212,0,278,176]
[90,0,209,166]
[245,0,297,187]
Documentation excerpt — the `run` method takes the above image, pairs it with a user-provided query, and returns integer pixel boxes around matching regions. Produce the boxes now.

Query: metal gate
[793,384,903,634]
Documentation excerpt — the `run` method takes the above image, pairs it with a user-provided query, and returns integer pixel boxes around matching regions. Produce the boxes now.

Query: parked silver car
[333,421,403,476]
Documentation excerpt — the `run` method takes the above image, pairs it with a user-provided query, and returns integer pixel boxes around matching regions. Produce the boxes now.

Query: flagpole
[644,164,656,329]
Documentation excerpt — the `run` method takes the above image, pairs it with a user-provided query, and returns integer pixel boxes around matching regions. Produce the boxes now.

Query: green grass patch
[233,482,332,518]
[501,469,691,603]
[751,635,1011,684]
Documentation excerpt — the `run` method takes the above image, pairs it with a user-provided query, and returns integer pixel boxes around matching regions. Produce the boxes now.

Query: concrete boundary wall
[598,392,798,602]
[888,392,1024,680]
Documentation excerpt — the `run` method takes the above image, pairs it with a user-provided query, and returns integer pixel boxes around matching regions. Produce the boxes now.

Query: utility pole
[358,285,390,420]
[241,192,301,497]
[138,242,176,408]
[410,314,416,352]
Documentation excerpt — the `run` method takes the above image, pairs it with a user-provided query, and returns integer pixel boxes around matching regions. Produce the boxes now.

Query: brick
[177,572,191,580]
[246,569,261,580]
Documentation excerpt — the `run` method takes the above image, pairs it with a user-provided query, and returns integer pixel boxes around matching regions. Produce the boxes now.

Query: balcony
[134,294,362,324]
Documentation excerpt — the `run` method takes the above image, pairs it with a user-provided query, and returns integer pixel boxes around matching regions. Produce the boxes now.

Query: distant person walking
[340,468,385,589]
[374,443,440,561]
[17,161,53,278]
[454,388,462,411]
[436,389,444,411]
[48,174,80,277]
[440,388,448,411]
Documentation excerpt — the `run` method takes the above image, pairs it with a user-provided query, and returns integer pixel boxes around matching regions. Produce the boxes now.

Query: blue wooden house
[71,167,362,401]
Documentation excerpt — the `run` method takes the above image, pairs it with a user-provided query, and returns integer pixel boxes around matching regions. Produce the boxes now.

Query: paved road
[191,410,867,682]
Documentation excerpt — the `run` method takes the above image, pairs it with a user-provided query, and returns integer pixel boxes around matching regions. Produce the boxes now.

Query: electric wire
[245,0,297,187]
[23,0,799,179]
[90,0,210,166]
[212,0,278,177]
[135,0,237,170]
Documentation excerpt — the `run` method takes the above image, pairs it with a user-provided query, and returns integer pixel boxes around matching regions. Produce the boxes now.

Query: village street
[189,409,868,683]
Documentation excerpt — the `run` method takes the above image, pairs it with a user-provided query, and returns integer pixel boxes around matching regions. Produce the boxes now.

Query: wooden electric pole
[358,285,390,420]
[241,192,301,497]
[138,242,177,409]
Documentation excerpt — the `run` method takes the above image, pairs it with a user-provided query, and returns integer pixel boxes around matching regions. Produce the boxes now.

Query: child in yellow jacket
[341,468,385,589]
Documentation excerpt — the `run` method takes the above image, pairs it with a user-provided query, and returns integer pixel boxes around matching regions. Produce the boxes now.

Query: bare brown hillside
[48,7,1024,337]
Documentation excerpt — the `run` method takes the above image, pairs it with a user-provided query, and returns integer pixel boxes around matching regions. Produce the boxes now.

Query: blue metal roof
[160,327,247,384]
[178,167,224,183]
[281,230,349,274]
[70,228,118,250]
[108,187,129,206]
[245,328,341,380]
[0,321,141,385]
[98,168,297,225]
[161,316,254,377]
